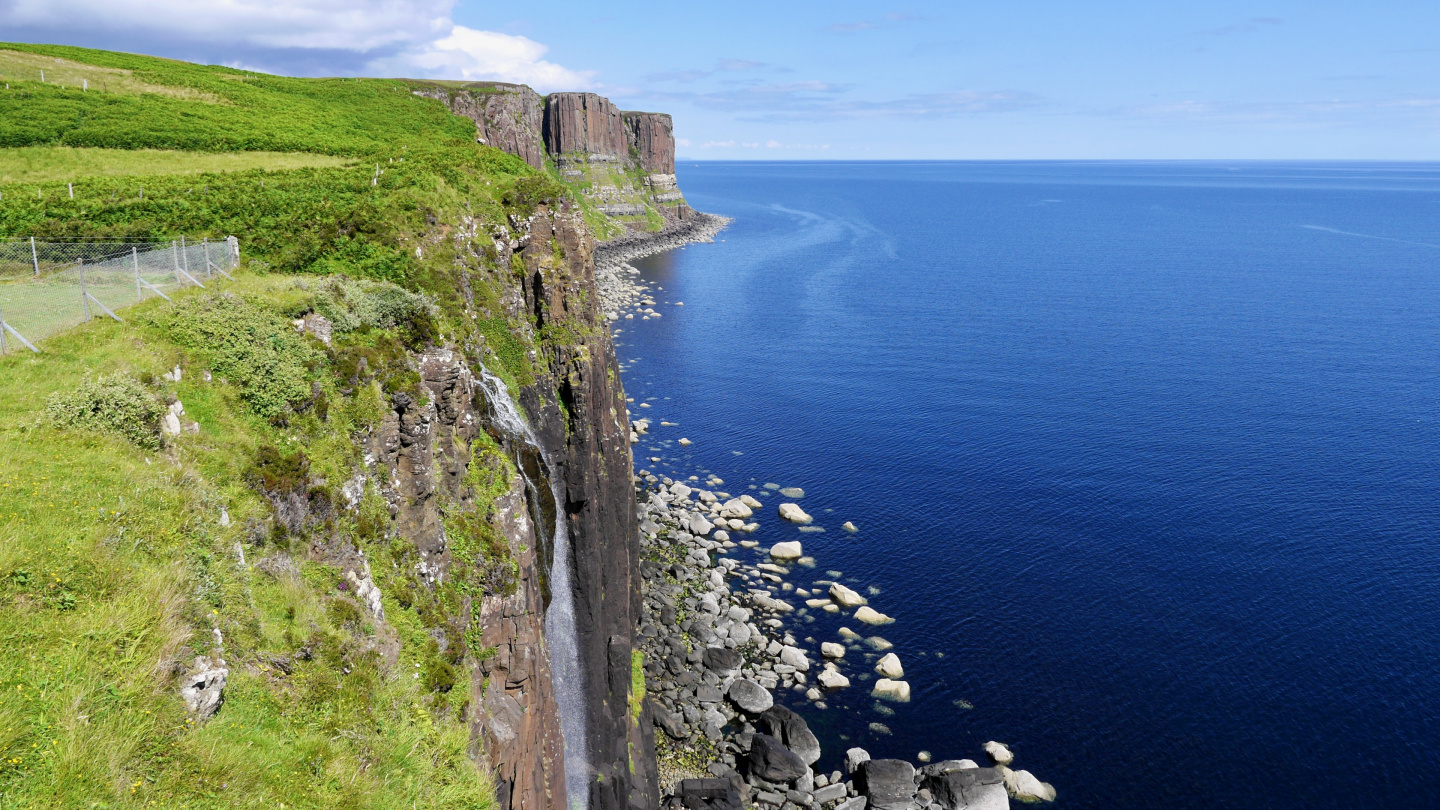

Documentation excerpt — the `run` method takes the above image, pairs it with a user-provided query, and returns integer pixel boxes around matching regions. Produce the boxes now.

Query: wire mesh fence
[0,237,239,354]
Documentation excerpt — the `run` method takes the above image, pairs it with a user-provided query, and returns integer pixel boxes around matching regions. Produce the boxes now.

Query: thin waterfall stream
[475,364,591,810]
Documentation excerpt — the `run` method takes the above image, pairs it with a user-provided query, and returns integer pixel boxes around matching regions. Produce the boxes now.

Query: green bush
[153,292,320,420]
[310,275,439,344]
[44,372,166,448]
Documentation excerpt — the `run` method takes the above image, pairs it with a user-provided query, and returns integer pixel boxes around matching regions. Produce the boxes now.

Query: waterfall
[476,365,591,810]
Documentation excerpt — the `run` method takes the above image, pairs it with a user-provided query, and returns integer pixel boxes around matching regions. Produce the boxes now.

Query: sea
[611,161,1440,809]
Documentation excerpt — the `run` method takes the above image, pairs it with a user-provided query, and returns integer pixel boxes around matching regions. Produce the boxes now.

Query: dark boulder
[702,646,743,676]
[759,705,822,766]
[922,766,1007,810]
[857,759,917,810]
[746,734,808,784]
[676,778,744,810]
[653,709,687,740]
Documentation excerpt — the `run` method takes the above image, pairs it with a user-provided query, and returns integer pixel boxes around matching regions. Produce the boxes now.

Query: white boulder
[871,678,911,702]
[778,503,813,523]
[829,582,868,607]
[854,606,894,625]
[817,669,850,689]
[821,642,846,659]
[984,741,1014,765]
[770,541,803,560]
[875,653,904,679]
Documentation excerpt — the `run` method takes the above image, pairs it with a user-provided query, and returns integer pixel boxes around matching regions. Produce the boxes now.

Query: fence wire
[0,237,239,354]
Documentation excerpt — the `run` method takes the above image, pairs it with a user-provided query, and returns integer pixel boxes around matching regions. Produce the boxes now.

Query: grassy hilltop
[0,43,584,808]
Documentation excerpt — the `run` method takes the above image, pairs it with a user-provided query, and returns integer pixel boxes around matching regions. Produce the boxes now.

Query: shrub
[155,292,320,420]
[44,372,166,448]
[310,275,438,347]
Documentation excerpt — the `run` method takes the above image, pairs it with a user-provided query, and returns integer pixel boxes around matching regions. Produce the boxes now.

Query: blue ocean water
[614,162,1440,809]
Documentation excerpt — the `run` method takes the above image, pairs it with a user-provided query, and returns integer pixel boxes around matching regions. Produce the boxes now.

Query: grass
[0,272,498,808]
[0,48,224,102]
[0,146,352,184]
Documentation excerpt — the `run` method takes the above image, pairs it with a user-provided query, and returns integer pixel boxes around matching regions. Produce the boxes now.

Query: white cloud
[0,0,592,90]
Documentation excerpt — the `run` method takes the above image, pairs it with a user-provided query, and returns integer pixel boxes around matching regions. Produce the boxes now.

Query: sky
[2,1,1438,159]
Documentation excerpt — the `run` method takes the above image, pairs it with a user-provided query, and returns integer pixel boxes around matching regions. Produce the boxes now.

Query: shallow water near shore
[613,161,1440,809]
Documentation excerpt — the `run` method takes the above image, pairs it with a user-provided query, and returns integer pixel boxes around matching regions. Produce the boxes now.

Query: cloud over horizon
[0,0,593,90]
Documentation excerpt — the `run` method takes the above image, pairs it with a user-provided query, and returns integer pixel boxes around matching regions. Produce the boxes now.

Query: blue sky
[4,1,1438,159]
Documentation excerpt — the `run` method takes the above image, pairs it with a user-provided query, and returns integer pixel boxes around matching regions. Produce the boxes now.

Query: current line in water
[1302,224,1440,249]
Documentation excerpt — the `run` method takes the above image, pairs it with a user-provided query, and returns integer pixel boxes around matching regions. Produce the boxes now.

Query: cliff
[412,82,547,169]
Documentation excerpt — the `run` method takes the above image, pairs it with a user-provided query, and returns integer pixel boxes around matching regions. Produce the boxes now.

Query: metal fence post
[30,236,39,277]
[81,260,91,322]
[133,246,142,301]
[203,239,211,279]
[180,235,190,279]
[172,240,181,286]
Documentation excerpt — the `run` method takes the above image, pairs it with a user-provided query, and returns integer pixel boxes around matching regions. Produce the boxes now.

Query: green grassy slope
[0,43,576,809]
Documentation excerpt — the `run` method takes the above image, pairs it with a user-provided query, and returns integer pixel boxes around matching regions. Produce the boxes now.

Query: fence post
[172,240,181,286]
[30,236,39,277]
[180,235,190,280]
[81,260,90,322]
[203,239,211,279]
[134,246,142,301]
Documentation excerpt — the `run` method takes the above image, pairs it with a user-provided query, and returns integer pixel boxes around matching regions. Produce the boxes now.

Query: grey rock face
[856,760,917,810]
[654,709,688,739]
[703,646,743,676]
[747,733,808,783]
[845,747,871,774]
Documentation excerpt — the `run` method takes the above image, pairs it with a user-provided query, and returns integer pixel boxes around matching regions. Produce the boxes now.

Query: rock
[770,541,803,560]
[703,646,742,676]
[821,642,846,659]
[854,606,893,625]
[838,627,861,640]
[842,521,858,532]
[856,759,916,810]
[691,515,715,535]
[179,656,227,719]
[747,733,808,783]
[817,669,850,689]
[836,799,868,810]
[917,752,932,764]
[677,777,745,810]
[670,482,694,498]
[871,679,910,702]
[714,529,731,542]
[864,636,893,651]
[845,748,871,774]
[923,767,1007,810]
[780,645,811,671]
[654,709,688,739]
[778,503,813,523]
[161,411,182,437]
[779,487,805,498]
[919,760,980,778]
[1002,768,1055,803]
[728,678,774,714]
[741,494,763,509]
[874,653,904,679]
[813,783,849,805]
[720,498,754,518]
[679,438,693,446]
[983,741,1014,765]
[759,705,822,766]
[828,582,867,607]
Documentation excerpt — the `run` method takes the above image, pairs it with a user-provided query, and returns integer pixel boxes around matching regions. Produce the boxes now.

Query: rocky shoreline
[595,213,732,319]
[629,471,1057,810]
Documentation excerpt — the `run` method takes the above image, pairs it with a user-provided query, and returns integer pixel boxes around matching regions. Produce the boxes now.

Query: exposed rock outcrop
[623,111,676,174]
[545,92,629,158]
[413,82,546,169]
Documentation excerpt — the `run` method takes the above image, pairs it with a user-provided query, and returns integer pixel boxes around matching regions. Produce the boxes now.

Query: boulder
[919,760,980,778]
[654,709,688,739]
[780,645,811,671]
[677,777,745,810]
[871,679,910,702]
[854,606,893,625]
[812,783,849,805]
[741,494,763,509]
[820,642,846,659]
[836,799,868,810]
[779,503,813,523]
[779,487,806,498]
[770,541,803,560]
[759,705,822,766]
[704,647,743,676]
[874,653,904,679]
[1002,768,1056,803]
[720,498,754,518]
[828,582,868,607]
[856,759,916,810]
[838,627,861,640]
[842,521,859,532]
[727,679,775,714]
[746,733,808,783]
[690,515,715,535]
[923,767,1008,810]
[845,747,871,774]
[670,482,693,498]
[817,669,850,689]
[983,741,1014,765]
